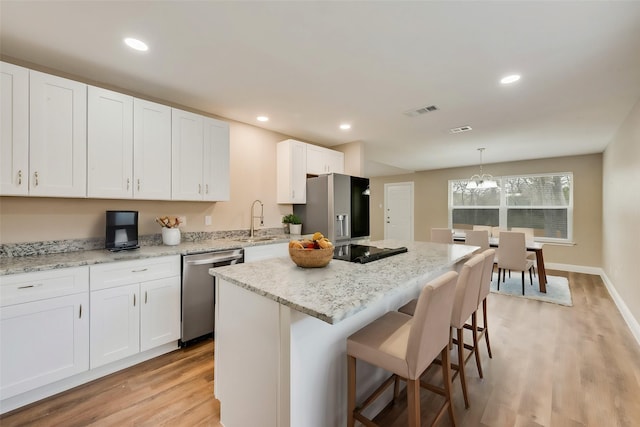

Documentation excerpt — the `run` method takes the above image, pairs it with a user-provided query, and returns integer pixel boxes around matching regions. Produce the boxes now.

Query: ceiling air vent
[449,125,473,134]
[403,105,439,117]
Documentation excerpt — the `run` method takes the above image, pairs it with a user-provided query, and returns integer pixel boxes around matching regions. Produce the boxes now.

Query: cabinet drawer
[0,267,89,307]
[90,255,180,291]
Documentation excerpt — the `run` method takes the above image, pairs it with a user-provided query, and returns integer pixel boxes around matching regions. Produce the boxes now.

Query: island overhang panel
[211,240,477,427]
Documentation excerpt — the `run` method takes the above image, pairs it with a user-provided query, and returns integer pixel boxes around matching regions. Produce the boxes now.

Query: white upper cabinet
[29,70,87,197]
[0,62,29,196]
[277,139,307,204]
[88,89,172,200]
[172,108,230,201]
[2,62,229,202]
[87,86,134,199]
[172,109,204,200]
[133,99,172,200]
[277,140,345,204]
[306,144,344,175]
[203,116,230,201]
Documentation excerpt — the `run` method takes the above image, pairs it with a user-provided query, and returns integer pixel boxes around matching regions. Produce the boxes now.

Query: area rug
[490,273,573,306]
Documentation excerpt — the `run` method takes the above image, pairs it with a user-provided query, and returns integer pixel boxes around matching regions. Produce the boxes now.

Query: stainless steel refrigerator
[294,173,370,243]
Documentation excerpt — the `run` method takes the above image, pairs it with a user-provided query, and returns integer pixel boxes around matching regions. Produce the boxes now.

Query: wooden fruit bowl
[289,246,334,268]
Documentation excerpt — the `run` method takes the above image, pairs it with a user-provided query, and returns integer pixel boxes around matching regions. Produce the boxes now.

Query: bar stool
[463,249,496,375]
[399,254,485,409]
[347,271,459,427]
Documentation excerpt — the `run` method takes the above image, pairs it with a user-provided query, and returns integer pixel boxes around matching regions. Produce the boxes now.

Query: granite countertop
[0,236,290,276]
[211,239,478,325]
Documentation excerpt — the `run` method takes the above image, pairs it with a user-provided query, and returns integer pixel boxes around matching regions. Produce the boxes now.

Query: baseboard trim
[545,262,602,275]
[545,263,640,348]
[598,270,640,348]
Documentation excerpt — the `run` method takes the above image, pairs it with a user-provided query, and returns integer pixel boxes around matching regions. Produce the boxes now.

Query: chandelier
[466,148,497,189]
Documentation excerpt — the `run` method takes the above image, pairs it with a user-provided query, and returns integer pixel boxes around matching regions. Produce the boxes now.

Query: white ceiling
[2,1,640,177]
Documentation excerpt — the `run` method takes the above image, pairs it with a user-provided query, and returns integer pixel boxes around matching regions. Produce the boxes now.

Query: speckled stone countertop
[211,239,478,325]
[0,236,290,276]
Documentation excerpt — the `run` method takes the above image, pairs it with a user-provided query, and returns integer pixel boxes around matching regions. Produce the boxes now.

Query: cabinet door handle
[205,184,209,194]
[131,268,148,273]
[145,291,148,304]
[127,178,130,190]
[133,294,136,307]
[137,179,141,192]
[79,304,82,319]
[292,190,295,199]
[198,184,202,194]
[34,171,39,187]
[17,170,22,185]
[18,283,42,289]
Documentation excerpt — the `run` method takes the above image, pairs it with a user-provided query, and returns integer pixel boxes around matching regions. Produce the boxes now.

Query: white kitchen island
[210,239,477,427]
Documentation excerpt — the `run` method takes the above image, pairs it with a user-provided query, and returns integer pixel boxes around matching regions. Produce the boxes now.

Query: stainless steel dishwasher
[181,248,244,346]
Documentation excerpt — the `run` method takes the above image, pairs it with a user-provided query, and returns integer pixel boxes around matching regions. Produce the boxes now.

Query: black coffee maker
[105,210,139,251]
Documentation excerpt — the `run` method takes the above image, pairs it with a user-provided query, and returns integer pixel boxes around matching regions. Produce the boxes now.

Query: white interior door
[384,182,414,241]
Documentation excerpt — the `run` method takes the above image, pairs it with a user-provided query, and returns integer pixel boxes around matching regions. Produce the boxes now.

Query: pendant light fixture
[466,148,497,189]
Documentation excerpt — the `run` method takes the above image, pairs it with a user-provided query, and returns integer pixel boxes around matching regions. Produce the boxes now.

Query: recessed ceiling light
[339,123,351,130]
[500,74,521,84]
[257,116,269,122]
[124,37,148,52]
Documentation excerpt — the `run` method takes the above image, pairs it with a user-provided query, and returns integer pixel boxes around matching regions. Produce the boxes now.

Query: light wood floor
[2,271,639,426]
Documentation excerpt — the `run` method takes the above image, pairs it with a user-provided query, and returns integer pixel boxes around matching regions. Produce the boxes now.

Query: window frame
[448,172,574,243]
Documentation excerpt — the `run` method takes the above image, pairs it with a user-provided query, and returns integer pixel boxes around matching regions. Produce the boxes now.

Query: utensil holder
[162,227,181,246]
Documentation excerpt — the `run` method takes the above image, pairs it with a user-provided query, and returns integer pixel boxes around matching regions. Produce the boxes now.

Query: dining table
[454,233,548,293]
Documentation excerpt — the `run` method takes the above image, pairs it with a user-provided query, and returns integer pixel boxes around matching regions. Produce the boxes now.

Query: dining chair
[472,225,492,233]
[496,231,535,295]
[431,228,454,244]
[399,253,485,409]
[491,227,505,238]
[347,271,459,427]
[464,230,489,251]
[510,227,534,239]
[510,227,537,275]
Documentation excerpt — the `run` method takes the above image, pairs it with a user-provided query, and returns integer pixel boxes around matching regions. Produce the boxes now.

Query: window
[449,173,573,242]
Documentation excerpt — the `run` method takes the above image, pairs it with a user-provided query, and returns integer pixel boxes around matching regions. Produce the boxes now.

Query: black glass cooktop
[333,244,408,264]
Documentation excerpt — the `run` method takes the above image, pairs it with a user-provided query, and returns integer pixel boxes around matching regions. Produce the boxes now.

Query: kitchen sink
[236,236,281,243]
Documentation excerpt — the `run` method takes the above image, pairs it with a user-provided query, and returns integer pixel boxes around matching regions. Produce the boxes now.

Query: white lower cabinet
[0,267,89,400]
[89,256,181,369]
[90,283,140,367]
[140,277,181,351]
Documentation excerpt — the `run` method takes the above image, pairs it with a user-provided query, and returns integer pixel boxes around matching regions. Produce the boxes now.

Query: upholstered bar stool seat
[347,271,459,427]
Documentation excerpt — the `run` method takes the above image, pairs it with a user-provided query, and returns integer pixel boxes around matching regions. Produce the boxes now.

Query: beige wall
[370,153,603,267]
[603,98,640,328]
[0,119,296,243]
[334,141,365,178]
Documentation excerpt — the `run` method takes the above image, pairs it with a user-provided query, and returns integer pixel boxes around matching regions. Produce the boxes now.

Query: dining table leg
[534,248,547,293]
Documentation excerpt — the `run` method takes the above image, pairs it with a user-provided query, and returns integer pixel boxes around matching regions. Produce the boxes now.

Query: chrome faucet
[250,199,264,238]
